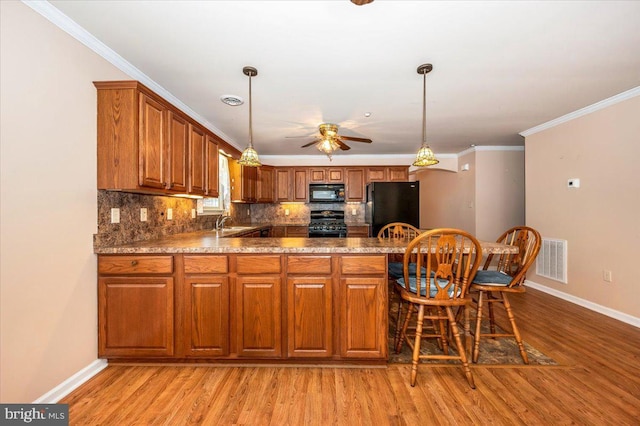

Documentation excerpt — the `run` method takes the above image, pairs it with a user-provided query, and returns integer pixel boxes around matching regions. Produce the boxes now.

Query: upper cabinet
[256,165,275,203]
[345,168,366,201]
[308,167,344,183]
[275,167,308,202]
[95,81,222,196]
[366,166,409,183]
[229,159,257,203]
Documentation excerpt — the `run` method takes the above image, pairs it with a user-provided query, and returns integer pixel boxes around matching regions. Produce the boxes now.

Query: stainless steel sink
[221,226,253,231]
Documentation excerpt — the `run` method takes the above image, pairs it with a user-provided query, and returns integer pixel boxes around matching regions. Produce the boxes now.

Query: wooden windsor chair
[394,228,482,388]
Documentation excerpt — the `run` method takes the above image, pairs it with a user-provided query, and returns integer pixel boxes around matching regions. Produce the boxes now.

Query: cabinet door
[345,168,365,201]
[99,276,174,357]
[308,168,326,183]
[339,276,387,359]
[327,168,344,183]
[366,167,387,183]
[347,225,370,237]
[138,93,167,189]
[205,134,219,197]
[243,165,258,202]
[183,276,229,357]
[189,124,206,195]
[275,168,291,201]
[235,276,282,357]
[167,111,188,192]
[292,168,308,201]
[388,167,409,182]
[287,276,333,358]
[257,166,275,203]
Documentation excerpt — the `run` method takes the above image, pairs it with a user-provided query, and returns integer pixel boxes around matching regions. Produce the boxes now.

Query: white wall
[0,1,128,402]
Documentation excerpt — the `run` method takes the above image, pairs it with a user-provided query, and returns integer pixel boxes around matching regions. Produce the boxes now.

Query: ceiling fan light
[413,144,439,167]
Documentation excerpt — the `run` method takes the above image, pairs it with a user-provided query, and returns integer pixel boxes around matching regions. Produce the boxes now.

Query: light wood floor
[62,288,640,425]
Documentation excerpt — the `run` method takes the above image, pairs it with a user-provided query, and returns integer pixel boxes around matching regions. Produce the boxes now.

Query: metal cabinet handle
[131,260,138,266]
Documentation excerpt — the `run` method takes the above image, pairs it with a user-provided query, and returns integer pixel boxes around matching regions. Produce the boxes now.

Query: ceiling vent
[220,95,243,106]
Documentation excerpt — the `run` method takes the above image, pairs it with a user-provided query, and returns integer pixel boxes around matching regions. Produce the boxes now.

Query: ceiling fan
[297,123,372,156]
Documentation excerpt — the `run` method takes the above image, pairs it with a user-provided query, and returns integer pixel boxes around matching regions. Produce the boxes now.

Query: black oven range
[308,210,347,238]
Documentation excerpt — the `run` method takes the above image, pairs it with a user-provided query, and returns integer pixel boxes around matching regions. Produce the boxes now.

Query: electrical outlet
[110,208,120,224]
[285,209,290,216]
[140,208,148,222]
[167,208,173,220]
[352,208,357,216]
[247,210,250,217]
[191,209,196,219]
[603,270,613,282]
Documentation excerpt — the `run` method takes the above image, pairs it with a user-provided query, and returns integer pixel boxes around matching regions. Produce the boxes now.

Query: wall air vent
[536,238,568,284]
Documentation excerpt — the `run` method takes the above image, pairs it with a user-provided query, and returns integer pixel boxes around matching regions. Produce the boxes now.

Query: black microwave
[309,184,345,203]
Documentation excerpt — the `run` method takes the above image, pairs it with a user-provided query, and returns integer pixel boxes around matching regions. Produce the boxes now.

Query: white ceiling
[47,0,640,159]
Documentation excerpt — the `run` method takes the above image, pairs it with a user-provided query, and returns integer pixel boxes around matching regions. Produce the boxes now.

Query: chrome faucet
[215,214,232,230]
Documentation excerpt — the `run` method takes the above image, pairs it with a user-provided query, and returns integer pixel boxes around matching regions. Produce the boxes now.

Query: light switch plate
[140,208,148,222]
[167,208,173,220]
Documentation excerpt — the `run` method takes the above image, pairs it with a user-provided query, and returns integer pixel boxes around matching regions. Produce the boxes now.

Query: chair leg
[502,293,529,364]
[487,293,497,335]
[395,302,414,354]
[446,307,475,389]
[410,305,425,387]
[472,290,485,363]
[394,295,404,348]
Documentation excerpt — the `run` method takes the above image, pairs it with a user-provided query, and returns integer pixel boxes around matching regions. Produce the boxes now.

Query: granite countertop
[94,229,517,255]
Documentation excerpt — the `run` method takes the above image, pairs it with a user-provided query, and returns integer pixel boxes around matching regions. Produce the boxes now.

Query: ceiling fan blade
[336,139,351,151]
[339,135,372,143]
[301,141,318,148]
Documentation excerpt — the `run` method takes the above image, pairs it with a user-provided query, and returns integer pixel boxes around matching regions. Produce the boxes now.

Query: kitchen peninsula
[95,230,516,364]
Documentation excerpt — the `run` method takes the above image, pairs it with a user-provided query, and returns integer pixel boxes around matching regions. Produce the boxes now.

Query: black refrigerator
[366,181,420,237]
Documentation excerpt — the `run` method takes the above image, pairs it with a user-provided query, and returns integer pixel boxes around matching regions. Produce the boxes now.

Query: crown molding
[21,0,241,151]
[520,86,640,137]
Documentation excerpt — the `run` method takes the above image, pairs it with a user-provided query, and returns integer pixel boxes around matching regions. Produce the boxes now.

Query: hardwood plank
[61,288,640,424]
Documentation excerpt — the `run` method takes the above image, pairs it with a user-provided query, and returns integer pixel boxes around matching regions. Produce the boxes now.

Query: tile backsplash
[95,190,367,247]
[95,191,221,247]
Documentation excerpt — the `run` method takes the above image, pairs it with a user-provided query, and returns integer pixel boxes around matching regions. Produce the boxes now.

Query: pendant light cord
[248,71,253,148]
[422,69,427,145]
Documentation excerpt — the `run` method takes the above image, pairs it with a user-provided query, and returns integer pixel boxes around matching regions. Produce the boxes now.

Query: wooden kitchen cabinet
[188,124,206,195]
[205,134,220,197]
[257,165,275,203]
[234,255,283,358]
[285,226,309,237]
[274,167,308,202]
[365,166,409,183]
[229,159,258,203]
[98,255,175,358]
[95,81,225,196]
[181,255,229,357]
[286,256,333,358]
[347,225,370,237]
[309,167,344,183]
[338,256,387,359]
[345,168,366,201]
[167,111,189,192]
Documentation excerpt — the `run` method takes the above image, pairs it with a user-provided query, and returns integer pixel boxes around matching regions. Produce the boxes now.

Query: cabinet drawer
[236,255,282,274]
[341,256,386,275]
[98,255,173,275]
[287,255,332,275]
[184,255,228,274]
[286,226,309,237]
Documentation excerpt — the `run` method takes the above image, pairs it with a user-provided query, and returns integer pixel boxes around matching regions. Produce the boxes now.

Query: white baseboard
[33,359,108,403]
[525,280,640,328]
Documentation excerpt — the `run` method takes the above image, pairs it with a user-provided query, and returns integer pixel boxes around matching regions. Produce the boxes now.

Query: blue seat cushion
[472,270,513,286]
[388,262,429,279]
[396,276,457,298]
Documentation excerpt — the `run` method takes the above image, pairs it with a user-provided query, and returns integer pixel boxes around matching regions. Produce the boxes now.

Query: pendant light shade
[238,66,262,167]
[413,63,439,167]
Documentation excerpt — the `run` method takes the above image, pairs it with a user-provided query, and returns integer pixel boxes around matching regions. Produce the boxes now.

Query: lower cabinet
[235,255,283,358]
[98,255,175,357]
[339,256,388,359]
[287,255,333,358]
[98,253,387,362]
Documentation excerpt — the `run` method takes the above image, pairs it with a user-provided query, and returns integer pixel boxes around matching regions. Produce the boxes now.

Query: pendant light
[238,66,262,167]
[413,63,439,167]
